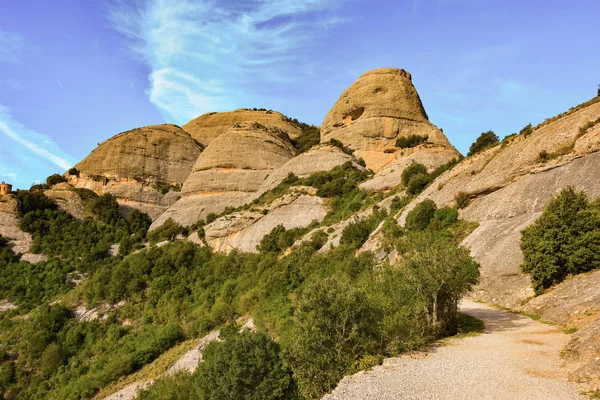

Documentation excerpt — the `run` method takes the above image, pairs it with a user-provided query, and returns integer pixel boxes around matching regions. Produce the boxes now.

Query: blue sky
[1,0,599,189]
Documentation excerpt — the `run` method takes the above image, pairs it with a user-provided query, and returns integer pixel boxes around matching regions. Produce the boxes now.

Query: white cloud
[108,0,344,123]
[0,105,76,171]
[0,31,25,63]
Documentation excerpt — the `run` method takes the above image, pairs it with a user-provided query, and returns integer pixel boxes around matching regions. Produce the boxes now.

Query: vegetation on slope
[521,187,600,294]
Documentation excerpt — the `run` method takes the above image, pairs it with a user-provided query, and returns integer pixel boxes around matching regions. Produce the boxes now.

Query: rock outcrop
[150,122,296,229]
[44,183,86,220]
[321,68,460,175]
[183,109,302,147]
[0,194,45,263]
[70,124,203,219]
[204,192,328,253]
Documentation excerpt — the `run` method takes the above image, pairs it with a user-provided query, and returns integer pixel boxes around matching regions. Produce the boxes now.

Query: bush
[147,219,183,244]
[46,173,67,186]
[68,167,80,177]
[405,200,437,231]
[87,193,122,225]
[401,163,428,187]
[195,330,298,400]
[521,187,600,294]
[431,207,459,230]
[283,278,375,398]
[455,191,471,209]
[520,123,533,137]
[327,139,354,155]
[291,125,320,154]
[538,150,549,162]
[16,190,57,214]
[406,173,430,195]
[395,135,428,149]
[467,130,499,156]
[340,219,373,248]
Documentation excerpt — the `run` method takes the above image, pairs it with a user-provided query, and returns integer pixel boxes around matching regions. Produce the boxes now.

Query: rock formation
[70,124,203,219]
[183,109,302,147]
[204,192,328,253]
[321,68,460,175]
[150,122,297,229]
[44,182,86,220]
[0,194,45,263]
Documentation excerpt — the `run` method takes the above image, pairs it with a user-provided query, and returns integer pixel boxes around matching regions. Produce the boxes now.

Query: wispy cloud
[0,105,76,172]
[0,31,25,63]
[108,0,345,123]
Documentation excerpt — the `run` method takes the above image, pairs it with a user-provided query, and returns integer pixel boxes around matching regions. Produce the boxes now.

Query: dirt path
[324,300,585,400]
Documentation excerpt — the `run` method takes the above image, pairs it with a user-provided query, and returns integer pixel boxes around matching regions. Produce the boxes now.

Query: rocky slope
[70,124,203,219]
[0,194,45,263]
[183,109,302,147]
[150,122,297,230]
[321,68,460,176]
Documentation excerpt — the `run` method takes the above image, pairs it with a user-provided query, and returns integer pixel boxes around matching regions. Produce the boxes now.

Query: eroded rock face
[0,194,46,263]
[321,68,460,173]
[71,124,203,219]
[204,193,328,253]
[393,99,600,308]
[183,109,302,147]
[251,144,364,199]
[44,183,86,220]
[151,122,296,229]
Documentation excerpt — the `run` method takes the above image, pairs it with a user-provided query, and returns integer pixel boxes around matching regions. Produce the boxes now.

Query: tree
[195,330,298,400]
[405,200,437,231]
[46,174,67,186]
[521,187,600,294]
[283,278,376,398]
[401,162,428,187]
[467,131,499,156]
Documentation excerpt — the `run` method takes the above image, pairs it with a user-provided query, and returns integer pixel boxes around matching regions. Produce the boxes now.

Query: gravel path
[324,300,585,400]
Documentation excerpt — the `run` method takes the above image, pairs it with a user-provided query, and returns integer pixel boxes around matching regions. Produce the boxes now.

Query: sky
[0,0,599,189]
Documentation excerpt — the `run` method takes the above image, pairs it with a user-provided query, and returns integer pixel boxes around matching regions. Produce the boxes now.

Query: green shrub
[74,188,98,203]
[455,191,471,209]
[538,150,549,162]
[431,207,459,230]
[147,219,183,244]
[429,158,461,181]
[467,130,499,156]
[405,200,437,231]
[68,167,80,177]
[395,135,428,149]
[46,173,67,186]
[327,139,354,155]
[521,187,600,294]
[340,219,373,248]
[406,173,430,195]
[15,190,57,214]
[520,123,533,137]
[283,277,375,398]
[401,163,428,187]
[195,330,298,400]
[291,125,320,154]
[87,193,122,225]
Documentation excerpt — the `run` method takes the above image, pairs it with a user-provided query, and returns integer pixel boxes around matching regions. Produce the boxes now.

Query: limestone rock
[183,109,302,147]
[204,194,328,253]
[151,122,296,229]
[70,124,202,219]
[252,144,365,199]
[396,98,600,308]
[74,124,201,184]
[44,183,86,220]
[321,68,460,172]
[0,194,46,262]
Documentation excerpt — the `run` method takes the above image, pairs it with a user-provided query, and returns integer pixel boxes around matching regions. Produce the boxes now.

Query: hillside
[1,68,600,399]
